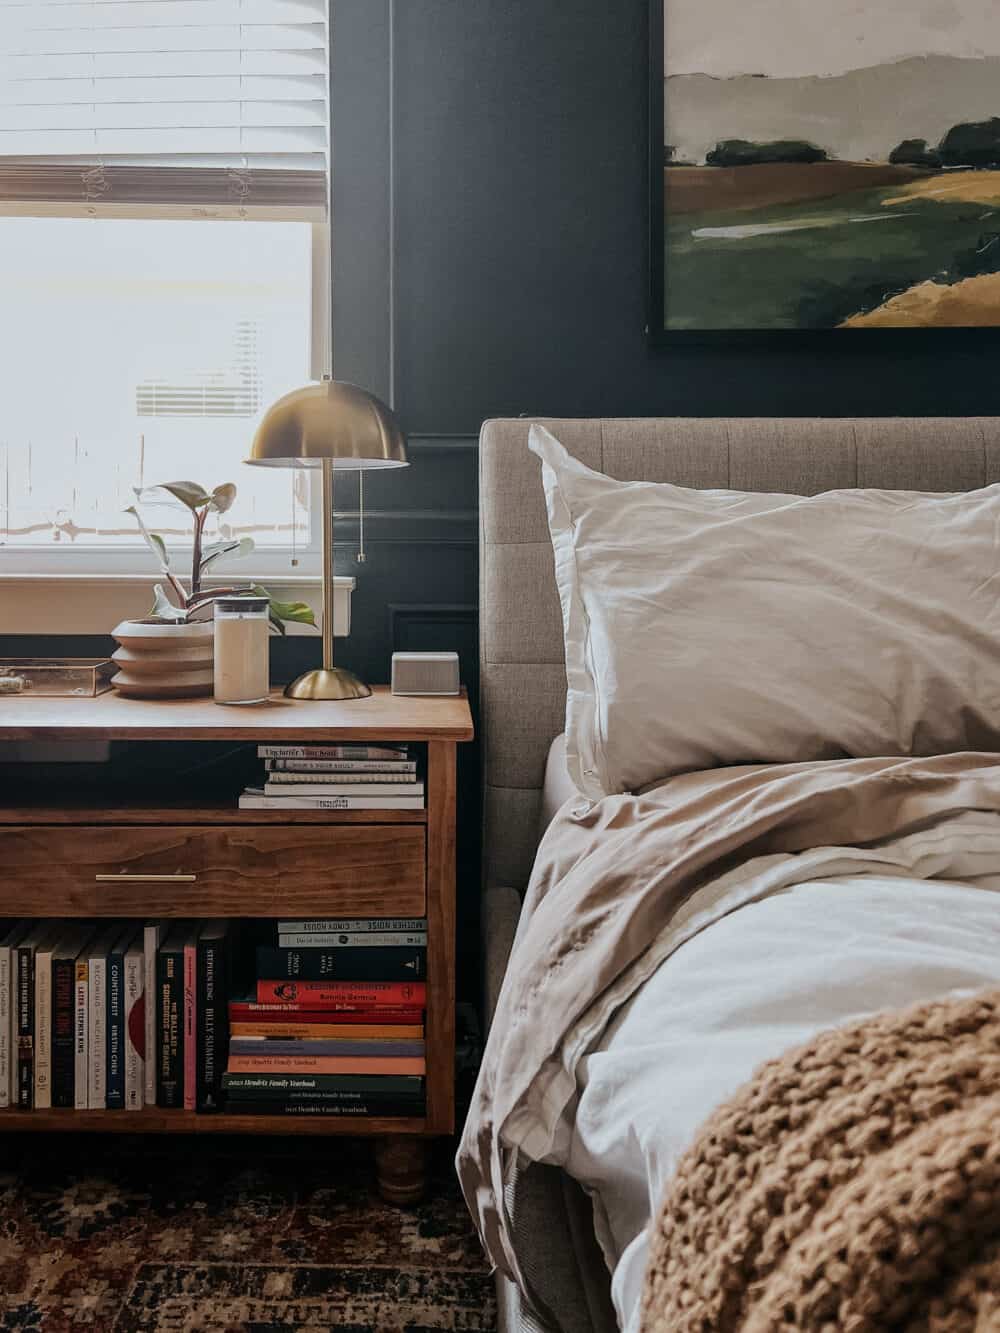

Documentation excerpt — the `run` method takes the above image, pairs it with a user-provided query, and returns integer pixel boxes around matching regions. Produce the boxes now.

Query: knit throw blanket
[641,988,1000,1333]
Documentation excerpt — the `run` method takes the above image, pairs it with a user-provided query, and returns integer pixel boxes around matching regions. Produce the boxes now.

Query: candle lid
[214,595,269,613]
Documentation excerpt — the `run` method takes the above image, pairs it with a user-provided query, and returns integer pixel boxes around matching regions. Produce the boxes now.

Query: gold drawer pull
[95,873,197,882]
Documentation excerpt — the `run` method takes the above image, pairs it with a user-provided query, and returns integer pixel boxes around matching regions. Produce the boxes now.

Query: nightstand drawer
[0,824,426,918]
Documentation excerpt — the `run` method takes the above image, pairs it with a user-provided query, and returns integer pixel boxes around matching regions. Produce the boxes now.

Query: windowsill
[2,571,327,586]
[1,572,355,637]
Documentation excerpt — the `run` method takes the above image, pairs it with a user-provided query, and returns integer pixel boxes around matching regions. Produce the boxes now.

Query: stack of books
[0,918,230,1114]
[222,916,427,1118]
[238,743,424,812]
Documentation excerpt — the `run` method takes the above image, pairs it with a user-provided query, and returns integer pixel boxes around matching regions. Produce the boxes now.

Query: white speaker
[390,651,461,696]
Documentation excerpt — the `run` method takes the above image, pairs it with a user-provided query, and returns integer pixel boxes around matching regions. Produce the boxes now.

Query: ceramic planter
[110,620,214,699]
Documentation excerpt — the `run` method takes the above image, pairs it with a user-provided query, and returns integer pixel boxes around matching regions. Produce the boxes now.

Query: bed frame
[478,415,1000,1333]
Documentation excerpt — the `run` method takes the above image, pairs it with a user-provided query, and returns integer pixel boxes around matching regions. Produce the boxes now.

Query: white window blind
[0,0,328,209]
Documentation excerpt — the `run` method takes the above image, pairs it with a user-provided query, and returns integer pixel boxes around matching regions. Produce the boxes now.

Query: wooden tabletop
[0,686,474,743]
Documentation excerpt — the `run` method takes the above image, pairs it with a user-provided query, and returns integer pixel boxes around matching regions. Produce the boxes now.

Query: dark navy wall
[389,0,1000,428]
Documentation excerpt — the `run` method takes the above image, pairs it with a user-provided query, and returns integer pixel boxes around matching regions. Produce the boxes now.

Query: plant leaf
[125,505,170,572]
[252,583,317,632]
[209,482,237,514]
[147,531,168,566]
[149,583,187,621]
[263,596,317,627]
[200,536,254,574]
[147,481,212,512]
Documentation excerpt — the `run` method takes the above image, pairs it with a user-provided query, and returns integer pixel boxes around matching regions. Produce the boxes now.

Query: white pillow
[529,423,1000,800]
[538,734,580,837]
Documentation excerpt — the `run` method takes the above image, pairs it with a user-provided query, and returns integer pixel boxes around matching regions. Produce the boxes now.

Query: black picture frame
[646,0,667,345]
[646,0,998,348]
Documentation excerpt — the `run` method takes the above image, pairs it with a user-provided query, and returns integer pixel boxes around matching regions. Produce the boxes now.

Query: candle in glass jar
[213,597,270,704]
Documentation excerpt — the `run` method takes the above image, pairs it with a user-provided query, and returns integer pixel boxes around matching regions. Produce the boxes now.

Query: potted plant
[111,480,315,699]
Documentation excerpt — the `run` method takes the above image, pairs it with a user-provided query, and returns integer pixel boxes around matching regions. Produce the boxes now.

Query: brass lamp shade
[246,379,408,471]
[245,379,408,702]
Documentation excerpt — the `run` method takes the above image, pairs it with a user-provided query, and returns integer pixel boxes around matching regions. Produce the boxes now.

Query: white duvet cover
[565,872,1000,1332]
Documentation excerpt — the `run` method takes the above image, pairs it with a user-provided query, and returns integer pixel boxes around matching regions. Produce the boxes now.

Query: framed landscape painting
[649,0,1000,335]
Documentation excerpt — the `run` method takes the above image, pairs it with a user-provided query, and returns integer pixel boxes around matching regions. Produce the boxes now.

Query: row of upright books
[223,916,427,1118]
[0,911,428,1117]
[0,918,229,1112]
[238,742,424,811]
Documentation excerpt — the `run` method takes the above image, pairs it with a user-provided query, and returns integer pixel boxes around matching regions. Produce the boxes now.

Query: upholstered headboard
[479,416,1000,892]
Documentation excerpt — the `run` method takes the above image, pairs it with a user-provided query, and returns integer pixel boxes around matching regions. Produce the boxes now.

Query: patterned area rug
[0,1133,496,1331]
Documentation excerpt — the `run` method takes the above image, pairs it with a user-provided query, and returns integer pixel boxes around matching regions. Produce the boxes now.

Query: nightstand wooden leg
[375,1136,430,1204]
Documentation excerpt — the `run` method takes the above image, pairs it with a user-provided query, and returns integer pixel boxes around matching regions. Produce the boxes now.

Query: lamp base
[283,668,372,701]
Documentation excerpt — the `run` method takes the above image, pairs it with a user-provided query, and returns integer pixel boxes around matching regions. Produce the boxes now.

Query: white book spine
[277,931,428,949]
[277,918,427,934]
[124,951,144,1111]
[239,793,423,811]
[265,759,416,773]
[0,945,10,1109]
[265,772,420,786]
[143,923,166,1105]
[262,781,422,797]
[89,957,107,1109]
[259,745,408,761]
[34,949,53,1109]
[74,960,89,1110]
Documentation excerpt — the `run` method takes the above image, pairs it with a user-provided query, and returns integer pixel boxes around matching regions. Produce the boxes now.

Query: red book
[229,1003,424,1025]
[255,980,426,1007]
[50,956,77,1109]
[226,1053,425,1076]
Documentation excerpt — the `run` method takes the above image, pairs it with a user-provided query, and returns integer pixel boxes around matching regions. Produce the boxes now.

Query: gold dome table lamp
[245,379,408,700]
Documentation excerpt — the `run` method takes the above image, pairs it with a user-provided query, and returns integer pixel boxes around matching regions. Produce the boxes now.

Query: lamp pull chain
[357,471,367,564]
[290,470,298,567]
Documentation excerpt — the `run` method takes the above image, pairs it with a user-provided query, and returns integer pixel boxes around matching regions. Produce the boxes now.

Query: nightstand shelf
[0,687,473,1202]
[0,799,427,825]
[0,1108,427,1136]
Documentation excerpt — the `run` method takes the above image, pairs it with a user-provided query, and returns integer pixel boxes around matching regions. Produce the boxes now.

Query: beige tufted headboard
[479,416,1000,892]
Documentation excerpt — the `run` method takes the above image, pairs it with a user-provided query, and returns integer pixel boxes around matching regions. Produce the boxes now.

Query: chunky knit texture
[640,989,1000,1333]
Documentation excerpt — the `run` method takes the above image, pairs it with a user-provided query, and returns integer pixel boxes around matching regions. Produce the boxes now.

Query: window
[0,0,329,578]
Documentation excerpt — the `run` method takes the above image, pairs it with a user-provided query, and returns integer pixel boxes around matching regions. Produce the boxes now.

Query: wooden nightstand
[0,687,473,1203]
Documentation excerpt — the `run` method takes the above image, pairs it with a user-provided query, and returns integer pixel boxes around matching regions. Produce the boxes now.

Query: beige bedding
[457,751,1000,1319]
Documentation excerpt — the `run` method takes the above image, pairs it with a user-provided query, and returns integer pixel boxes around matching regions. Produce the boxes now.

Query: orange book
[256,980,425,1006]
[229,1022,423,1040]
[226,1054,425,1076]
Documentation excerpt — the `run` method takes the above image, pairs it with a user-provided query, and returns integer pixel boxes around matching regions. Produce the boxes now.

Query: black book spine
[156,947,183,1107]
[105,947,125,1109]
[221,1071,424,1097]
[222,1086,424,1106]
[224,1098,424,1117]
[16,944,34,1109]
[254,946,427,983]
[50,957,77,1108]
[196,934,228,1112]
